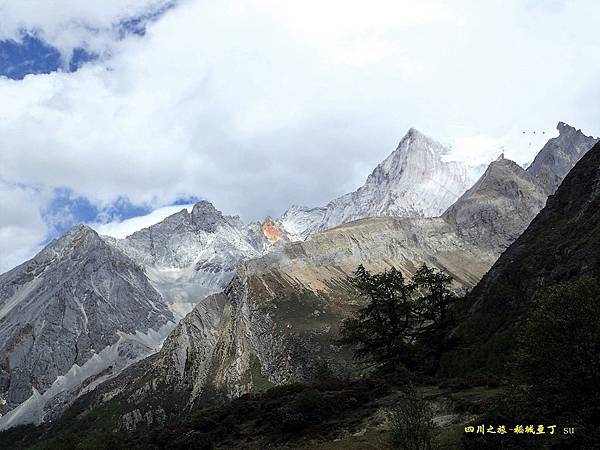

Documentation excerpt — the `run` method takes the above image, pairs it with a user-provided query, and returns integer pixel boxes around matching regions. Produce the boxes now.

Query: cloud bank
[2,0,600,272]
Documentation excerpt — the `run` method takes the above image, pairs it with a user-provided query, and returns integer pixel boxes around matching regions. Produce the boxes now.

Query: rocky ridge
[109,200,266,319]
[526,121,598,195]
[443,155,547,255]
[447,139,600,376]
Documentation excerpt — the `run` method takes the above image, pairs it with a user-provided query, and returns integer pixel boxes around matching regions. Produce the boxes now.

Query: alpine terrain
[8,122,593,436]
[0,122,596,436]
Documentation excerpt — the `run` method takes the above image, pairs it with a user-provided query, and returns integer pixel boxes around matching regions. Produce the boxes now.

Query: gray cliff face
[153,292,231,397]
[0,225,173,423]
[443,156,547,255]
[526,122,599,195]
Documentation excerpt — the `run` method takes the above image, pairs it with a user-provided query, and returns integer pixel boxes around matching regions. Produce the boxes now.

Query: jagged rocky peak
[164,208,189,222]
[0,221,173,426]
[115,198,262,272]
[273,127,475,239]
[369,126,471,189]
[60,223,102,246]
[317,127,473,229]
[27,224,109,273]
[526,121,599,195]
[486,153,526,174]
[398,126,449,155]
[123,200,227,244]
[190,200,225,232]
[67,223,96,235]
[443,154,546,254]
[367,127,451,184]
[402,126,449,154]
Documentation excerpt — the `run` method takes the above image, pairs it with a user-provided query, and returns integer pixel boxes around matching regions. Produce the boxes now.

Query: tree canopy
[339,264,455,374]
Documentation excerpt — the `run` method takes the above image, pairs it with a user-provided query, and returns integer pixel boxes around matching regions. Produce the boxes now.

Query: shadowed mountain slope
[445,141,600,376]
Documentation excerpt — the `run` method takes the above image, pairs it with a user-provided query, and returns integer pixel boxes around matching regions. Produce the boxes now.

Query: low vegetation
[388,386,438,450]
[462,277,600,449]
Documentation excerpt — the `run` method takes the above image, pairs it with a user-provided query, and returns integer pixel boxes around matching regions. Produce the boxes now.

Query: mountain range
[0,122,597,431]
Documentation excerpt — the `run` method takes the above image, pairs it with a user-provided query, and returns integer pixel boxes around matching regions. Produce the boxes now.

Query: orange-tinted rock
[261,217,282,242]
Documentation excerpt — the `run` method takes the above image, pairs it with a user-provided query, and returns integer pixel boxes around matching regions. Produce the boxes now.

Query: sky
[1,0,600,273]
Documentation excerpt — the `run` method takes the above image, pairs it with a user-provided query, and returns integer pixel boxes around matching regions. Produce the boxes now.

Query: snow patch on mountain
[0,323,173,430]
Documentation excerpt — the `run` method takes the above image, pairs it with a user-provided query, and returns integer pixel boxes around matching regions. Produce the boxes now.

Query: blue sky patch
[0,3,176,80]
[41,188,200,243]
[0,33,98,80]
[0,34,62,80]
[118,1,177,38]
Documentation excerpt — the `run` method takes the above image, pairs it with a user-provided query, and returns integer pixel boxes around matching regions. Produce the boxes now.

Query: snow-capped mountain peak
[399,127,449,156]
[274,128,476,239]
[365,127,460,189]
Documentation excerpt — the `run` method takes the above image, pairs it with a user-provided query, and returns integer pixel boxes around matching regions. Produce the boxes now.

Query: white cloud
[449,135,506,166]
[0,0,170,59]
[448,125,561,167]
[91,203,194,238]
[1,0,600,271]
[0,184,49,273]
[244,0,455,41]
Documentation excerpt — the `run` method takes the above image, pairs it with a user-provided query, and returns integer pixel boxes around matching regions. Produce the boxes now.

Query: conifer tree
[339,264,455,373]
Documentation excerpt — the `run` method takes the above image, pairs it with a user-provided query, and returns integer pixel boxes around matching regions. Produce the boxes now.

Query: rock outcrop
[443,155,547,255]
